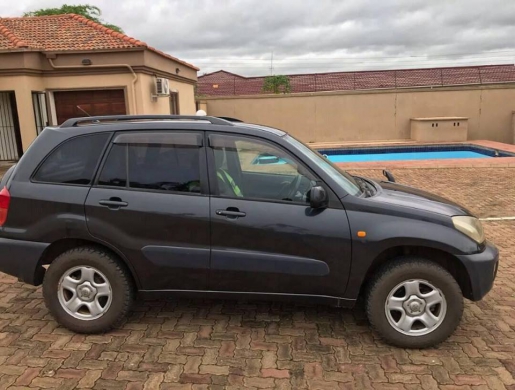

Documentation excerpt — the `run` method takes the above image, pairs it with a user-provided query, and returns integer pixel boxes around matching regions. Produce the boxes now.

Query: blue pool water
[317,144,515,163]
[327,150,488,163]
[249,145,513,165]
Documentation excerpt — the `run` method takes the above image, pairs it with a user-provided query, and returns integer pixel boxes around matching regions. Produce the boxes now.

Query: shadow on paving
[0,166,513,388]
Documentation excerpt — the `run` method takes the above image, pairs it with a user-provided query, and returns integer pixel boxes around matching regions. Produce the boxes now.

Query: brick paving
[0,167,514,389]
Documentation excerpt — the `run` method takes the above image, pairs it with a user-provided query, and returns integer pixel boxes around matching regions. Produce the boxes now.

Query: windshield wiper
[354,177,373,197]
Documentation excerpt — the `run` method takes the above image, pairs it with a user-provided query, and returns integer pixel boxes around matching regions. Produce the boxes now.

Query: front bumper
[0,237,48,285]
[456,241,499,301]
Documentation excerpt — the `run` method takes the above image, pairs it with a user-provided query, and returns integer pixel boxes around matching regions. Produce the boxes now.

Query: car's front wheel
[43,247,134,333]
[366,257,463,348]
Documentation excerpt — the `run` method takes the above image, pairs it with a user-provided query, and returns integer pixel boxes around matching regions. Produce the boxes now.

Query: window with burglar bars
[32,92,49,135]
[0,91,22,161]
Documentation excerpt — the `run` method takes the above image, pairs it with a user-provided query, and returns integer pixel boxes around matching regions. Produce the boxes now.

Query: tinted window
[212,135,316,203]
[98,144,127,187]
[34,133,110,185]
[98,140,201,194]
[129,144,201,193]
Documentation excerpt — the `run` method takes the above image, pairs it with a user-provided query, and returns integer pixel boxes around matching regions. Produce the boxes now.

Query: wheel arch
[35,238,141,289]
[360,245,473,300]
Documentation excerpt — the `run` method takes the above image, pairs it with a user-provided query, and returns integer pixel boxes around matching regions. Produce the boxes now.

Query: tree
[24,4,123,33]
[262,75,291,94]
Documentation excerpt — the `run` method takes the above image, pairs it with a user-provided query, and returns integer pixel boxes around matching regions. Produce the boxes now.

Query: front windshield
[286,135,362,197]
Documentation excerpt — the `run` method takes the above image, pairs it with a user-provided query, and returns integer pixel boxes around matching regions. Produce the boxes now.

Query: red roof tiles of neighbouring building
[198,65,515,96]
[199,70,247,82]
[0,14,199,70]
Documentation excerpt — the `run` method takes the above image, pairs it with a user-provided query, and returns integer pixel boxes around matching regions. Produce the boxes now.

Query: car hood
[373,181,473,217]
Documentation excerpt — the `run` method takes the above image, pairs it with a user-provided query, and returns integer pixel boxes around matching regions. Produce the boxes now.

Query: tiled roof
[198,65,515,96]
[0,14,198,70]
[199,70,247,81]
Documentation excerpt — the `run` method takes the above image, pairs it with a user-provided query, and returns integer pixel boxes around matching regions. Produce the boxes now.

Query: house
[0,14,199,160]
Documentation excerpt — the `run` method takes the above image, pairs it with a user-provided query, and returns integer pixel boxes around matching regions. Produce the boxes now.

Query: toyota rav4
[0,115,499,348]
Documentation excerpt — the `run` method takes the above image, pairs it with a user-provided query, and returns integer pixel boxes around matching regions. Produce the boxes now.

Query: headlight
[452,216,485,243]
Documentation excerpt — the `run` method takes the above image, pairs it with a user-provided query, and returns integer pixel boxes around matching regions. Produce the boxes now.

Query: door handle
[99,198,128,209]
[216,209,246,218]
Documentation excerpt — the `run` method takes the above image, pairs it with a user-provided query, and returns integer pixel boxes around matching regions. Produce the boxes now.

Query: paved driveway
[0,167,514,390]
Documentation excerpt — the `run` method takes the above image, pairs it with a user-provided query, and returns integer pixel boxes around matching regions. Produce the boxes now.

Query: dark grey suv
[0,115,498,348]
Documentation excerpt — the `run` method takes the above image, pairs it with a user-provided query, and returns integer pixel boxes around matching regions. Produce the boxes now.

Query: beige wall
[138,73,169,115]
[169,79,196,115]
[0,49,197,152]
[411,118,468,142]
[143,51,198,82]
[0,75,45,149]
[1,73,137,150]
[0,71,195,151]
[202,85,515,144]
[512,111,515,144]
[135,74,195,115]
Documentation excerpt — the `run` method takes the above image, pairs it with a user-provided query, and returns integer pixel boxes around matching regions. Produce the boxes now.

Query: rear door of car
[85,130,210,291]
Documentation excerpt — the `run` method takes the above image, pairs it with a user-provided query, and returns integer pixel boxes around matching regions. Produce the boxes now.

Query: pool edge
[314,140,515,169]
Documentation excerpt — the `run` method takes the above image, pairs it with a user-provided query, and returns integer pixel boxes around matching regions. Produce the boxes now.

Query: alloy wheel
[57,266,112,320]
[385,279,447,336]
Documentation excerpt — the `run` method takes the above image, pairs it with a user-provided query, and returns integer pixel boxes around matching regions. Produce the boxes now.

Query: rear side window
[98,132,202,194]
[128,144,201,193]
[33,133,110,185]
[98,144,127,187]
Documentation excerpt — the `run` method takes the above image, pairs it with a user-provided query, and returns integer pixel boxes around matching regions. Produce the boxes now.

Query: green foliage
[262,75,291,94]
[23,4,124,33]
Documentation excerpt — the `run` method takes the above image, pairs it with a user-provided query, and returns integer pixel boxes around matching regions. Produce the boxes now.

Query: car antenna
[76,105,91,117]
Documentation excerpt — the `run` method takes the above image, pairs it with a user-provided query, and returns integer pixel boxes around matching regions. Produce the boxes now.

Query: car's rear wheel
[366,257,463,348]
[43,247,134,333]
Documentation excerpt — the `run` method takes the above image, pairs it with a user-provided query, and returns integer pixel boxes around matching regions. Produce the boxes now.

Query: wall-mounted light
[82,59,92,66]
[175,67,180,74]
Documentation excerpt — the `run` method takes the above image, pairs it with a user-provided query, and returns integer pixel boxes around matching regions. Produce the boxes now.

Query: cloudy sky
[2,0,515,76]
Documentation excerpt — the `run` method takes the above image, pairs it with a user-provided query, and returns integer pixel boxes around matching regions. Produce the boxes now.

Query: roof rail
[60,115,234,128]
[217,116,243,122]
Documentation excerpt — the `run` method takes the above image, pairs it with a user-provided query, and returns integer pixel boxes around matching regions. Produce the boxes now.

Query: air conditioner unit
[155,78,170,96]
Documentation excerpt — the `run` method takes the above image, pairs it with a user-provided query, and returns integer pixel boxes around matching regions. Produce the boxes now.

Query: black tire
[43,246,134,333]
[366,257,463,348]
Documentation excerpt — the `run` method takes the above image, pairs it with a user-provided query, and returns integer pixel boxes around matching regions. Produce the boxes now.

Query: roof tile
[198,65,515,96]
[0,14,198,70]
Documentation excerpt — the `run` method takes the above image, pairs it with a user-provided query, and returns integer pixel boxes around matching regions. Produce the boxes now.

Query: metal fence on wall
[198,65,515,97]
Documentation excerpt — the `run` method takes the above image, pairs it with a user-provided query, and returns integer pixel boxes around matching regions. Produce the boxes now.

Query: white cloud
[1,0,515,76]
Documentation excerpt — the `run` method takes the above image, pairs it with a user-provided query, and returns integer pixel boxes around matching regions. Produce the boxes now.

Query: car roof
[53,115,287,137]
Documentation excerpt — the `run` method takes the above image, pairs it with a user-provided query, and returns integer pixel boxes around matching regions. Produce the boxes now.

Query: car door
[207,133,352,298]
[85,131,210,291]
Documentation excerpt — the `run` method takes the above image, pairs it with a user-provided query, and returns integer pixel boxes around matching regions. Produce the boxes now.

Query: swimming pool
[317,144,515,163]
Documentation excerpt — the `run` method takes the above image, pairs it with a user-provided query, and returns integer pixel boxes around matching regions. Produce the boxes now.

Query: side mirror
[309,186,328,209]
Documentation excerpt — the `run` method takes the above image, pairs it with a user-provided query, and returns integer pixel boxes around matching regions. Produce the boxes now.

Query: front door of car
[207,133,352,298]
[85,131,210,291]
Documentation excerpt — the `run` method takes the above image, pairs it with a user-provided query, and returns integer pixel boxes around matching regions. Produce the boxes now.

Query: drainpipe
[47,57,138,114]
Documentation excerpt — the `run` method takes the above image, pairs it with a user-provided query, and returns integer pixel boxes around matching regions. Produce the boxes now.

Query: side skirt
[138,289,357,308]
